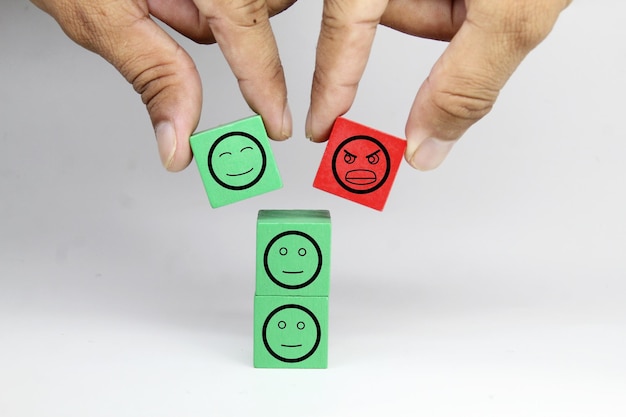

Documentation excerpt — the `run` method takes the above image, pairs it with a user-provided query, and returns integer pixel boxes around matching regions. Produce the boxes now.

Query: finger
[148,0,213,43]
[405,0,570,170]
[32,0,202,172]
[380,0,466,41]
[196,0,292,140]
[147,0,296,44]
[266,0,298,17]
[306,0,389,142]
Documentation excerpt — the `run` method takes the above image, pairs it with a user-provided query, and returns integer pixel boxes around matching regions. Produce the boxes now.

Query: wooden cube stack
[253,210,331,368]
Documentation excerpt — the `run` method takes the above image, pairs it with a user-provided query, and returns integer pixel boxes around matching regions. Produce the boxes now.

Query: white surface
[1,1,625,416]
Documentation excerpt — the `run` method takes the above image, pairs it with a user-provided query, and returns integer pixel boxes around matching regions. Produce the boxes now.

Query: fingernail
[281,104,292,139]
[305,107,313,140]
[155,122,176,169]
[409,137,456,171]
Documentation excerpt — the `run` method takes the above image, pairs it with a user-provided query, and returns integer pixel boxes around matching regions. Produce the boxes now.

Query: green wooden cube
[256,210,331,297]
[254,295,328,369]
[190,115,282,208]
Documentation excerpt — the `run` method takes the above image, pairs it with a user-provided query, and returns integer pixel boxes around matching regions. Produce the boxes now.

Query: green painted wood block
[190,115,282,208]
[254,295,328,369]
[256,210,331,297]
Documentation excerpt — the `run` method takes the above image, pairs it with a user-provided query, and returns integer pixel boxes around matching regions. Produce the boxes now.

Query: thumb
[33,0,201,171]
[405,0,568,170]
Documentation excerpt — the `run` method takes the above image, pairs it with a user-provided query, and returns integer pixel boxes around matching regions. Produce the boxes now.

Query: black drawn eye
[278,321,286,329]
[343,149,356,164]
[366,150,380,165]
[279,247,288,256]
[240,146,253,153]
[297,321,305,330]
[219,151,232,158]
[298,248,306,256]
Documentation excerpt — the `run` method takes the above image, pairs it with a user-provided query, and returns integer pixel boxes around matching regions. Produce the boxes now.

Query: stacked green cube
[254,210,331,368]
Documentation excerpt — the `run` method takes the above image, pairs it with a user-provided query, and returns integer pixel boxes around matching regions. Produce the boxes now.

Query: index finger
[306,0,389,142]
[198,0,293,140]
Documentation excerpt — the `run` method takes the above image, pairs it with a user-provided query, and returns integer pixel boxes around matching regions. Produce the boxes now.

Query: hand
[31,0,296,171]
[306,0,572,170]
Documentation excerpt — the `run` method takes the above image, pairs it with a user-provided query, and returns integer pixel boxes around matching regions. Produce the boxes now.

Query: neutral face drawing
[262,304,321,362]
[263,230,323,289]
[331,135,391,194]
[208,131,267,190]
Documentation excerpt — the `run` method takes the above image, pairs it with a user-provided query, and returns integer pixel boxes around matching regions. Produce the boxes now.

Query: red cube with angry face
[313,118,406,211]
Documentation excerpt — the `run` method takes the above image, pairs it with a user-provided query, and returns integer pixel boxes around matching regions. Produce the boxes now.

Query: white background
[1,1,625,416]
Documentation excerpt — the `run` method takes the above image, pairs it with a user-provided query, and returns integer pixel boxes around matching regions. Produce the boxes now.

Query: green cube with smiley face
[190,115,283,208]
[256,210,331,297]
[254,295,328,368]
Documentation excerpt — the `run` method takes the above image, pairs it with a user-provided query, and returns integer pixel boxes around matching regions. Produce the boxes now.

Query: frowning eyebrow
[366,149,380,158]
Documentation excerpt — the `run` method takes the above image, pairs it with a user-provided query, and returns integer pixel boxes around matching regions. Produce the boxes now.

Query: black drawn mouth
[226,167,253,177]
[282,270,303,274]
[281,344,302,348]
[345,169,376,185]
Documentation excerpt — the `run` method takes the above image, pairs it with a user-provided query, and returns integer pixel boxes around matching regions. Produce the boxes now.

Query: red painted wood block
[313,118,406,211]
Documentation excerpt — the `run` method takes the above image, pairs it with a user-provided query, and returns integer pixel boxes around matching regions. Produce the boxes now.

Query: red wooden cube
[313,118,406,211]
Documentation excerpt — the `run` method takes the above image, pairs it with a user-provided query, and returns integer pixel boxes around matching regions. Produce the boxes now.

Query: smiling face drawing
[208,131,267,190]
[262,304,321,363]
[263,231,323,290]
[331,135,391,194]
